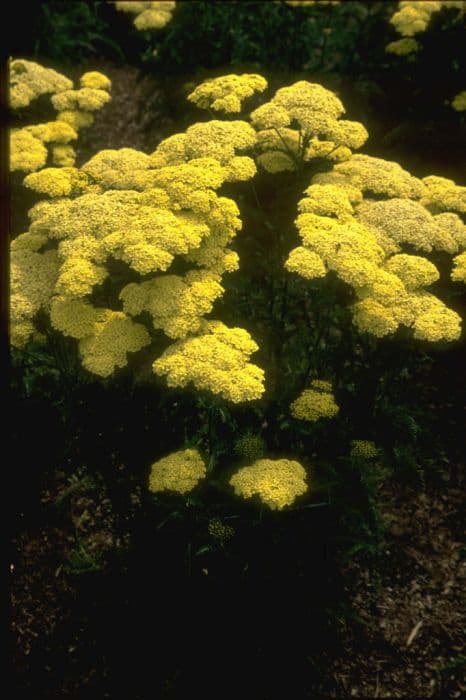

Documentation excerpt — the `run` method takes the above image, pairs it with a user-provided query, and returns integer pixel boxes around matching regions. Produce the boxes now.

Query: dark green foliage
[9,2,126,64]
[65,538,103,575]
[146,1,393,75]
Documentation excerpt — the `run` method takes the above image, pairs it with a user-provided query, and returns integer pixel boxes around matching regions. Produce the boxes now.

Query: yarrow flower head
[451,251,466,283]
[148,448,206,495]
[250,80,368,173]
[115,1,176,30]
[188,74,268,113]
[12,80,257,387]
[290,156,464,342]
[390,1,464,36]
[452,91,466,112]
[233,432,266,461]
[350,440,379,459]
[120,269,224,339]
[9,59,72,109]
[386,2,465,55]
[386,37,420,55]
[326,154,426,199]
[230,458,307,510]
[10,248,60,348]
[420,176,466,215]
[208,518,235,541]
[150,121,258,183]
[10,61,111,175]
[80,313,150,377]
[290,380,339,422]
[153,320,265,402]
[23,167,89,198]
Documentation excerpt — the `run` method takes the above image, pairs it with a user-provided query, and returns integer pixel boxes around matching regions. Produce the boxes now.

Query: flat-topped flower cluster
[10,60,111,173]
[11,69,465,407]
[287,156,466,341]
[114,1,176,30]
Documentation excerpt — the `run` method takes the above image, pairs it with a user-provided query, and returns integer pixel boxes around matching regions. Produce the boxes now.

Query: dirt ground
[326,470,465,698]
[10,465,465,698]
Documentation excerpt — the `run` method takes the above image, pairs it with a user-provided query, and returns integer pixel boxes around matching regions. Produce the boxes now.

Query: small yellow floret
[452,91,466,112]
[290,380,339,422]
[230,458,307,510]
[386,38,420,54]
[80,71,112,91]
[350,440,379,459]
[148,448,206,494]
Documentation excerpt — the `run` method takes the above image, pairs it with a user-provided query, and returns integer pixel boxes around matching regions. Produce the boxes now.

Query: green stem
[272,127,300,167]
[250,181,265,214]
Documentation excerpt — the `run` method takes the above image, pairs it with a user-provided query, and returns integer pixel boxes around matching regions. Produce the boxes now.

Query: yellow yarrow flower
[386,38,420,55]
[411,293,462,341]
[256,150,296,173]
[387,2,465,55]
[451,251,466,283]
[51,87,111,112]
[356,198,458,253]
[208,518,235,541]
[296,214,384,288]
[120,269,224,339]
[350,440,379,459]
[23,167,88,198]
[385,254,439,289]
[80,71,112,91]
[115,1,176,30]
[10,129,48,173]
[188,74,267,113]
[10,61,111,175]
[26,120,78,144]
[390,3,432,37]
[230,458,307,510]
[11,121,78,174]
[299,183,355,219]
[420,176,466,215]
[389,1,463,38]
[251,81,367,172]
[150,122,258,184]
[79,311,151,377]
[248,102,291,130]
[148,448,206,495]
[10,249,60,348]
[290,380,339,422]
[291,160,463,343]
[452,91,466,111]
[50,298,108,339]
[352,297,399,337]
[285,246,327,279]
[9,59,72,109]
[55,258,108,297]
[52,145,76,167]
[153,321,265,402]
[433,213,466,250]
[332,154,426,199]
[57,110,95,130]
[11,231,48,253]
